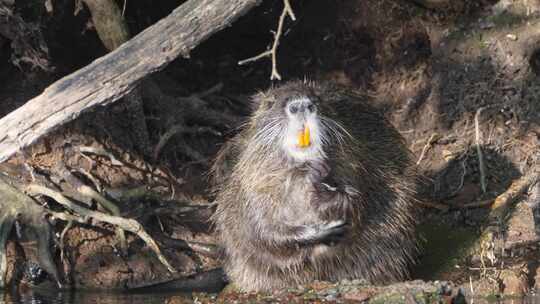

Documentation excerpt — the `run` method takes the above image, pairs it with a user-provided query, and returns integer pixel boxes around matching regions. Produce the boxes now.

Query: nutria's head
[249,81,348,164]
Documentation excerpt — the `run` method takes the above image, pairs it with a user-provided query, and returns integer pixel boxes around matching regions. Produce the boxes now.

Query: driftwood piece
[0,0,262,163]
[489,169,539,221]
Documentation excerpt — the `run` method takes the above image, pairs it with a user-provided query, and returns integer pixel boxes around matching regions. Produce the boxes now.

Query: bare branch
[238,0,296,80]
[475,106,490,193]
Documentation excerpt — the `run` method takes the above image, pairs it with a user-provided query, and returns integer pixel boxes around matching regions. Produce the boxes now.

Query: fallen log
[0,0,262,163]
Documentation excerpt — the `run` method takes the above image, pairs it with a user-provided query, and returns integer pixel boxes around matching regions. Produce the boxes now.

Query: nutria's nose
[289,99,315,115]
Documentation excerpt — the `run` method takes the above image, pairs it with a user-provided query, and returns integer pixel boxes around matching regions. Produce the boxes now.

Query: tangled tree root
[0,176,61,288]
[0,152,225,288]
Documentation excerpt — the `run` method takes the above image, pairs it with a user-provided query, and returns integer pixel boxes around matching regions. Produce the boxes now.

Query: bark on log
[0,0,262,163]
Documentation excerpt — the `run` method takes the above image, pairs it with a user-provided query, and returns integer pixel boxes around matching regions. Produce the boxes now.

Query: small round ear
[250,91,274,112]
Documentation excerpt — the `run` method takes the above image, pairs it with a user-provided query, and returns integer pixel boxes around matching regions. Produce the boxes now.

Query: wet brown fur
[211,80,420,292]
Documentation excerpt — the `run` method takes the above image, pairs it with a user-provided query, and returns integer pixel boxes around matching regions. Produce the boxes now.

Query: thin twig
[461,199,493,209]
[192,82,224,99]
[416,200,449,212]
[474,106,488,193]
[238,0,296,80]
[26,184,176,273]
[153,125,220,160]
[416,133,438,165]
[238,51,271,66]
[122,0,127,17]
[450,152,469,197]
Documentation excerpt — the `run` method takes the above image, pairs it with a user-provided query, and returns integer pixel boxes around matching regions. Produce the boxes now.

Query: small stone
[342,291,373,302]
[506,34,518,41]
[325,294,338,301]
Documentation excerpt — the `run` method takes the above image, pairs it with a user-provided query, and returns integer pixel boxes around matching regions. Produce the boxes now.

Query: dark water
[0,290,199,304]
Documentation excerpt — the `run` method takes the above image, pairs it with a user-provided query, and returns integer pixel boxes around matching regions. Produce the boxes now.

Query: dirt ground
[0,0,539,302]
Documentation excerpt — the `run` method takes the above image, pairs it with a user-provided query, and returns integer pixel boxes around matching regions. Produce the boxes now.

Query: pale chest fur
[257,167,321,227]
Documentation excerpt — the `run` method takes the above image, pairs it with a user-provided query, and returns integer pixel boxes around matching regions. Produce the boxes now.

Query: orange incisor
[297,125,311,148]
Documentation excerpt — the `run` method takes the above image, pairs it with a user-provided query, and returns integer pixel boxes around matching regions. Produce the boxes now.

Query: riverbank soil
[0,0,538,302]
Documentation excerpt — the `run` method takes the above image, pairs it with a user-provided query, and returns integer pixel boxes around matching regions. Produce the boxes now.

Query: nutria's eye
[307,104,315,113]
[289,105,299,114]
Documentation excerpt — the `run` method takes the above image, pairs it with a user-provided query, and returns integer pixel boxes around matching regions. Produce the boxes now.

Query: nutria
[211,80,420,292]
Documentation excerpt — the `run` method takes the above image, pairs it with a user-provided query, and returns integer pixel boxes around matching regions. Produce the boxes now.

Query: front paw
[343,185,360,197]
[306,161,331,184]
[312,183,359,205]
[298,220,348,245]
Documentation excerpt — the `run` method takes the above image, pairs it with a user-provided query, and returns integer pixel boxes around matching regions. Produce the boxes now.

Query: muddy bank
[0,0,538,301]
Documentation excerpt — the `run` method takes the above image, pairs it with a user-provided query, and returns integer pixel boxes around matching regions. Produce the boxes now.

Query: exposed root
[78,143,184,191]
[238,0,296,80]
[0,211,16,288]
[59,221,73,266]
[25,184,176,273]
[76,168,103,193]
[79,146,124,166]
[54,162,127,252]
[0,175,62,288]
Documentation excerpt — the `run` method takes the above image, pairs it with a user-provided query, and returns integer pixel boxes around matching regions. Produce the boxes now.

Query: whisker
[320,116,353,145]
